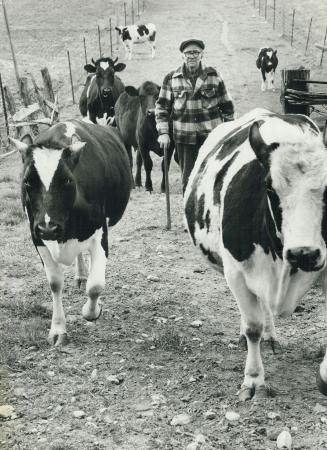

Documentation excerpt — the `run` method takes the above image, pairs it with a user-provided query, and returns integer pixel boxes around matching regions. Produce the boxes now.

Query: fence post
[273,0,276,29]
[305,18,313,55]
[137,0,140,17]
[264,0,267,21]
[98,25,102,57]
[258,0,261,16]
[2,0,21,96]
[124,2,127,25]
[143,0,145,12]
[41,68,55,103]
[320,26,327,66]
[0,73,9,139]
[131,0,134,24]
[83,37,87,64]
[281,4,285,37]
[291,9,295,46]
[280,68,310,115]
[67,50,75,104]
[109,18,113,56]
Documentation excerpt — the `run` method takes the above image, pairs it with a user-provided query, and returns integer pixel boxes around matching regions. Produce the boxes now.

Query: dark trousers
[175,134,207,194]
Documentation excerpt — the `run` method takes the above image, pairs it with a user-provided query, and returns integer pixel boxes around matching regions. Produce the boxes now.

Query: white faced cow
[79,57,126,124]
[256,47,278,91]
[115,24,156,60]
[184,108,327,400]
[11,120,131,345]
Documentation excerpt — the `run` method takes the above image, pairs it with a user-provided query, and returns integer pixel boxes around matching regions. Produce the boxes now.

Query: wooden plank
[41,67,55,102]
[292,79,327,85]
[29,73,50,118]
[3,85,16,115]
[20,77,31,107]
[44,98,59,113]
[12,103,40,121]
[281,68,310,115]
[11,118,52,127]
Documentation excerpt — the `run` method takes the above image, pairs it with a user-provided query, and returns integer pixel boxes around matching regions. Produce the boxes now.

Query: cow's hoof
[82,303,102,321]
[317,371,327,396]
[238,386,254,401]
[238,335,247,350]
[261,337,282,354]
[47,332,69,346]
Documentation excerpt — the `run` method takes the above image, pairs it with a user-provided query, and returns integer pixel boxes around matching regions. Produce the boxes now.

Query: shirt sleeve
[155,73,173,135]
[216,76,235,122]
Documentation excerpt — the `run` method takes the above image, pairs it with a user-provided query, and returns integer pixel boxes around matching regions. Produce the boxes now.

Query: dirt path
[1,1,327,449]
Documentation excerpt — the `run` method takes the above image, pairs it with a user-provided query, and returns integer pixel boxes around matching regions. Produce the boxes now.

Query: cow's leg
[225,268,265,400]
[317,269,327,395]
[150,42,156,58]
[271,71,276,91]
[135,149,143,187]
[74,252,88,288]
[261,301,281,353]
[142,150,154,192]
[161,143,174,193]
[38,246,67,346]
[261,70,266,91]
[125,145,135,188]
[82,231,106,321]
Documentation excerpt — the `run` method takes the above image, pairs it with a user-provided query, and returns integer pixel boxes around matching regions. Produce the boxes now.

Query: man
[155,38,235,193]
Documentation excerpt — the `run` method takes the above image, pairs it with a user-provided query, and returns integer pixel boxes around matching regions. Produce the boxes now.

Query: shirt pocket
[201,88,219,109]
[173,89,188,111]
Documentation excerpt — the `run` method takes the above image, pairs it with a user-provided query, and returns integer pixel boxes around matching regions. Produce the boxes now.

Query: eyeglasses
[183,50,201,57]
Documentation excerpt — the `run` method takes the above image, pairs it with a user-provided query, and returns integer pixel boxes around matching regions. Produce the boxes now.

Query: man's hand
[158,133,170,151]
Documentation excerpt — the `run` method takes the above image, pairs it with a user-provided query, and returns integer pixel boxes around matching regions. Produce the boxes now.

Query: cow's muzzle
[286,246,324,272]
[102,88,112,98]
[35,222,62,241]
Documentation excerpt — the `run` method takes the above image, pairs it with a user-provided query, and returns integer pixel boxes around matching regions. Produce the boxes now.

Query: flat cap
[179,38,205,53]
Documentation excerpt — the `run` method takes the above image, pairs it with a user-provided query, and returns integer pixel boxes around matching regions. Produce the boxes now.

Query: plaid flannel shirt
[155,63,235,145]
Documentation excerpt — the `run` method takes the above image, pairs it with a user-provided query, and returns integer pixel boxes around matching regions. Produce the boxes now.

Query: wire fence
[250,0,327,66]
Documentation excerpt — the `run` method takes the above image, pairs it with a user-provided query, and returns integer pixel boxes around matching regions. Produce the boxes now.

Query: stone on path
[73,410,85,419]
[170,413,192,426]
[0,405,14,418]
[190,320,202,328]
[225,411,240,422]
[276,429,292,449]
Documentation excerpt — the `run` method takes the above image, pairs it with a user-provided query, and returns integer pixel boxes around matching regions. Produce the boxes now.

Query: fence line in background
[250,0,327,67]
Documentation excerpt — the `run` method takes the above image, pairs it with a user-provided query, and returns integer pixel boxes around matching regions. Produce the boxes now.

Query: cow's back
[115,92,140,148]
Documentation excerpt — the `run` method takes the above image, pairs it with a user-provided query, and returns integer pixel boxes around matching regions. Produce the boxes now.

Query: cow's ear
[114,63,126,72]
[84,64,96,73]
[273,49,277,55]
[115,26,121,34]
[249,121,279,170]
[125,86,139,97]
[70,135,86,153]
[9,137,30,160]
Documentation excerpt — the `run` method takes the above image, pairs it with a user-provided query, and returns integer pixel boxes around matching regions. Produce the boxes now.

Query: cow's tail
[149,30,156,42]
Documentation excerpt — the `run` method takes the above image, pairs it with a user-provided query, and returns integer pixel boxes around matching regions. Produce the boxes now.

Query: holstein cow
[10,120,131,345]
[115,80,175,192]
[115,24,156,60]
[184,108,327,399]
[79,57,126,123]
[256,47,278,91]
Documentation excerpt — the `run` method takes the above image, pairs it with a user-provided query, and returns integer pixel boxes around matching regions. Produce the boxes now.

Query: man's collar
[172,63,216,79]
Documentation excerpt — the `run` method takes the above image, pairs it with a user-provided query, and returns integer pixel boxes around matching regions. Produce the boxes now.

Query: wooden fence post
[124,2,127,25]
[291,9,295,46]
[305,18,312,55]
[2,0,21,95]
[29,73,50,118]
[109,18,113,56]
[20,77,31,107]
[137,0,140,17]
[83,37,87,64]
[4,85,16,116]
[320,26,327,66]
[67,50,75,104]
[273,0,276,29]
[0,74,9,139]
[98,25,102,58]
[131,0,134,24]
[264,0,267,21]
[281,68,310,116]
[41,68,55,103]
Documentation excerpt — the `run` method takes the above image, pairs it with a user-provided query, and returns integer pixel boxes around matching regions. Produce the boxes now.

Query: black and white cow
[115,81,175,192]
[79,57,126,123]
[10,120,131,345]
[256,47,278,91]
[184,108,327,399]
[115,24,156,60]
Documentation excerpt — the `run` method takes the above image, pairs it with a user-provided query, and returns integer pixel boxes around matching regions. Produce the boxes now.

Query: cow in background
[256,47,278,91]
[184,108,327,400]
[115,80,175,192]
[79,57,126,123]
[10,120,131,345]
[115,24,156,60]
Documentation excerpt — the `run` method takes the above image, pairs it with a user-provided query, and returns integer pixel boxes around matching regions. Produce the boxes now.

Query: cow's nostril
[286,247,322,271]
